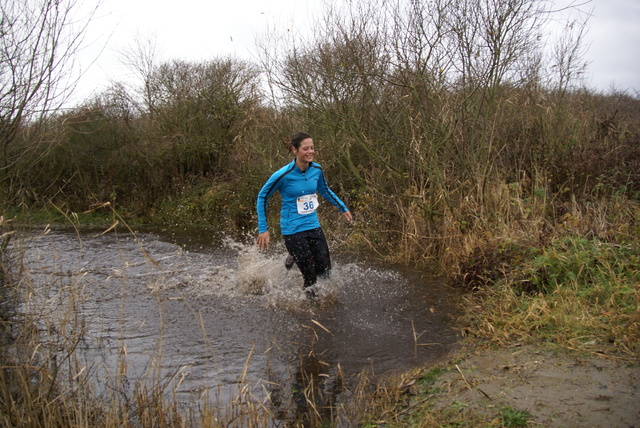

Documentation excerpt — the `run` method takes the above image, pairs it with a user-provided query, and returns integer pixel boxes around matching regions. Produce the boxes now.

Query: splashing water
[153,236,348,311]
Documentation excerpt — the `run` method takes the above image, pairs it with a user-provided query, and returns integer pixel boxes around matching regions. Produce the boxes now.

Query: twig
[397,395,432,417]
[455,364,491,400]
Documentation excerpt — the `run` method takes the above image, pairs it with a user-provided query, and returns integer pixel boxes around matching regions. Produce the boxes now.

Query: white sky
[72,0,640,104]
[581,0,640,92]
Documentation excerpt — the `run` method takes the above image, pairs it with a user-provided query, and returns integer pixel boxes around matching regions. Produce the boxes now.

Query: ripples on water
[15,226,460,408]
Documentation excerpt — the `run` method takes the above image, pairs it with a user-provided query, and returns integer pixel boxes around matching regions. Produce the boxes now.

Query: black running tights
[283,227,331,289]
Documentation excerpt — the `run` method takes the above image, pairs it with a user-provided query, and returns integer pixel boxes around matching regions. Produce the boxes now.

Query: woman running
[256,132,353,298]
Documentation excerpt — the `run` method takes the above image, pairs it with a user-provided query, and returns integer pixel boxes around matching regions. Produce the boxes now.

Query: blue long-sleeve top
[257,160,349,235]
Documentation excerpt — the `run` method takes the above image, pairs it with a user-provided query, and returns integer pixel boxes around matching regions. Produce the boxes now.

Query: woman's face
[293,138,315,165]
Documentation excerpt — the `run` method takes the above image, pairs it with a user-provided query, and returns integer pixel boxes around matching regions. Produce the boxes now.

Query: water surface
[19,226,461,406]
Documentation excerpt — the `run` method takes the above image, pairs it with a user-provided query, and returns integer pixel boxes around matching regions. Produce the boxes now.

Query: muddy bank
[402,344,639,427]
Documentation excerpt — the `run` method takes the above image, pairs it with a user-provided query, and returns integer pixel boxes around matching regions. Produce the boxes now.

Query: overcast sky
[73,0,639,104]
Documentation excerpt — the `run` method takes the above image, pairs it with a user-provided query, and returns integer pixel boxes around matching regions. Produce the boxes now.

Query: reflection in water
[16,226,461,418]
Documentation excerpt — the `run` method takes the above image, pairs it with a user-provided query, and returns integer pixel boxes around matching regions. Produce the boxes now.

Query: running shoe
[285,255,295,270]
[305,286,317,300]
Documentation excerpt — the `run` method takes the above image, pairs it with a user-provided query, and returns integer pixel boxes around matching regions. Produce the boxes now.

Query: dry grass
[463,236,640,359]
[432,191,640,363]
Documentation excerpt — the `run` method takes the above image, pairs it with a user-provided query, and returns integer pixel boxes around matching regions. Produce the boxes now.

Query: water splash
[142,236,345,311]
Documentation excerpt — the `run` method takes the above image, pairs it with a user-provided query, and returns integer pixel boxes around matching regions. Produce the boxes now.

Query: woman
[256,132,353,298]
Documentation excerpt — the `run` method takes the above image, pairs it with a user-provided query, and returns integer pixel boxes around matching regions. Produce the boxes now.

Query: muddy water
[19,226,461,406]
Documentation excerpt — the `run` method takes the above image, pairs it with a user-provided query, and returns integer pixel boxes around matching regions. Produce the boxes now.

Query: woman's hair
[289,132,312,152]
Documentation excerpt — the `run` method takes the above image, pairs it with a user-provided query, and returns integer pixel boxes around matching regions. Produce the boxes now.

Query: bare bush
[0,0,97,196]
[259,0,600,268]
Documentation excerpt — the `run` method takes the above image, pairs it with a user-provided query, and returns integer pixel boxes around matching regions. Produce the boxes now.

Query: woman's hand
[342,211,353,222]
[257,231,270,250]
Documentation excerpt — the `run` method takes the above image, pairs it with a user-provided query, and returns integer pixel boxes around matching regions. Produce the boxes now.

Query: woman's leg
[308,228,331,278]
[284,231,318,289]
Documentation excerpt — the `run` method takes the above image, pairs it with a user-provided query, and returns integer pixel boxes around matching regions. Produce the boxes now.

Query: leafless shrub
[0,0,98,193]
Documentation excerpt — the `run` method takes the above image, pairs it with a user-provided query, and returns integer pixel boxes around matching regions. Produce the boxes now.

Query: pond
[17,225,461,413]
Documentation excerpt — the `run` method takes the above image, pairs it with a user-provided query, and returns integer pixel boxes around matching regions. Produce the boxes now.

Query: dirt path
[428,345,640,427]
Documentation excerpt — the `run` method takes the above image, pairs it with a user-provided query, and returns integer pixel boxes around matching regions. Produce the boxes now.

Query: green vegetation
[499,407,532,427]
[465,235,640,356]
[1,0,639,425]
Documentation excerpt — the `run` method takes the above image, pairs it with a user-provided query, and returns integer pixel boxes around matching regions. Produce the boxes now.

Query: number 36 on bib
[297,194,319,214]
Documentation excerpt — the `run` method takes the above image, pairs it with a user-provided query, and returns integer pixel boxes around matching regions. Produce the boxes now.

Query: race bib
[297,194,319,214]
